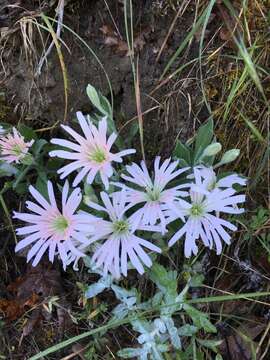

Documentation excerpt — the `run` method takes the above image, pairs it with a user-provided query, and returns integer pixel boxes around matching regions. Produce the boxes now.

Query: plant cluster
[84,260,222,359]
[0,84,246,280]
[0,85,247,358]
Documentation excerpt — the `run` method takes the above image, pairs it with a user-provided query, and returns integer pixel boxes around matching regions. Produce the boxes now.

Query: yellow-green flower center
[12,144,24,156]
[52,215,69,234]
[89,147,106,163]
[113,220,129,234]
[190,204,204,217]
[146,187,160,202]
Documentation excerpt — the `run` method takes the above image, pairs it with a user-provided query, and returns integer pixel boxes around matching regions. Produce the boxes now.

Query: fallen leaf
[0,298,22,321]
[100,24,150,55]
[0,291,39,321]
[1,261,72,338]
[219,320,266,360]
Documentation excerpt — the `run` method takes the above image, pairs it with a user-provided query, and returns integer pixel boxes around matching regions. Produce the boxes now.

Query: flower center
[89,147,106,163]
[146,187,161,202]
[113,220,129,234]
[52,215,69,234]
[190,204,204,217]
[11,144,24,156]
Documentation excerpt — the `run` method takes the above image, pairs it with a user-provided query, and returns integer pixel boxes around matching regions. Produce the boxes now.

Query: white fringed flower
[167,168,246,257]
[49,112,135,189]
[86,191,162,278]
[114,157,189,234]
[190,165,247,193]
[14,181,94,268]
[0,127,34,164]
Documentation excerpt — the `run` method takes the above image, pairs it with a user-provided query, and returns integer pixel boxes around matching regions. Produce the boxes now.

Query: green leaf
[178,158,190,167]
[21,154,34,165]
[149,264,177,296]
[117,347,145,358]
[194,118,214,156]
[14,182,28,195]
[184,304,216,333]
[87,84,113,120]
[35,175,49,201]
[168,325,181,349]
[126,122,139,146]
[99,93,113,119]
[17,124,37,140]
[86,84,102,112]
[178,324,198,337]
[174,140,191,164]
[32,139,48,156]
[85,281,108,299]
[197,339,223,353]
[190,274,204,287]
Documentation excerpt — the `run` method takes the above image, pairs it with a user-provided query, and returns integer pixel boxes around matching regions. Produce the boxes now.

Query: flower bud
[202,142,222,157]
[220,149,240,164]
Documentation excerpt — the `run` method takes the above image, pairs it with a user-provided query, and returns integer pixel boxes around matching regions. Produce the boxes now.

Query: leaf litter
[0,260,72,339]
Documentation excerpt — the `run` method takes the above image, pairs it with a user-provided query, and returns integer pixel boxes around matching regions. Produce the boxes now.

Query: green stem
[13,164,32,189]
[0,193,17,244]
[28,290,270,360]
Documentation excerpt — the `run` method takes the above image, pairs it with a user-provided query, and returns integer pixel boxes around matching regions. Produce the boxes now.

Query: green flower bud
[220,149,240,164]
[202,142,222,157]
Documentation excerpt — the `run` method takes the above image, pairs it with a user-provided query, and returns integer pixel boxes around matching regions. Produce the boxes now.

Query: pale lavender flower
[0,127,34,164]
[167,171,245,257]
[62,240,90,271]
[190,165,247,193]
[14,181,94,268]
[49,112,135,189]
[86,191,162,278]
[114,157,189,234]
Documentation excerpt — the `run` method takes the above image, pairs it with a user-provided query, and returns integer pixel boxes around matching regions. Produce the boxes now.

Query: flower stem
[13,164,32,189]
[0,193,17,244]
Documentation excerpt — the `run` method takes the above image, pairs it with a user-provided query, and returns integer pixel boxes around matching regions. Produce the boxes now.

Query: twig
[36,0,65,75]
[256,320,270,356]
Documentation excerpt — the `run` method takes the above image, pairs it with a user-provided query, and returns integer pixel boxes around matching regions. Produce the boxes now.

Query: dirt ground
[0,0,209,157]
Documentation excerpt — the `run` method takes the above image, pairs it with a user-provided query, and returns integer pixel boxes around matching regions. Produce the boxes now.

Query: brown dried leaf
[100,24,149,55]
[2,261,71,336]
[0,292,39,321]
[100,24,116,37]
[219,320,266,360]
[0,299,22,321]
[8,262,63,304]
[104,36,120,46]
